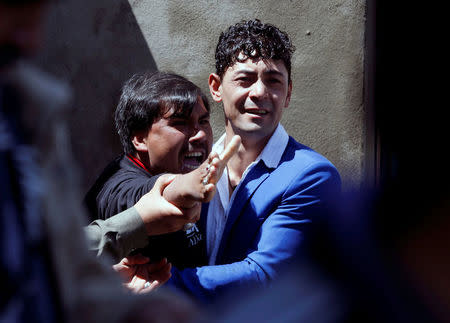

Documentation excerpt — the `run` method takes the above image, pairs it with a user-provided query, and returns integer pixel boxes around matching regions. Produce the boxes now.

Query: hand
[163,135,241,207]
[194,134,241,202]
[112,254,172,294]
[134,174,201,235]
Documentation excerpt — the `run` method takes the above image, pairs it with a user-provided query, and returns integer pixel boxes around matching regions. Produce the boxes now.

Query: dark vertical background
[36,0,158,192]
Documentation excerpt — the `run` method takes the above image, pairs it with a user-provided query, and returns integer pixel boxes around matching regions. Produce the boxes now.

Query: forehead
[224,58,289,78]
[162,96,209,118]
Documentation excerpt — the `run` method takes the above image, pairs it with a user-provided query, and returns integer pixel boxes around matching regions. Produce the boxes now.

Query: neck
[224,128,272,185]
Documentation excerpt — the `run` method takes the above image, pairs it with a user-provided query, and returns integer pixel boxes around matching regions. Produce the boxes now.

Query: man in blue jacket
[169,19,341,302]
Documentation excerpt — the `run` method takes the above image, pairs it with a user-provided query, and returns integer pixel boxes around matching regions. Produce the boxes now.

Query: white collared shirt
[206,124,290,265]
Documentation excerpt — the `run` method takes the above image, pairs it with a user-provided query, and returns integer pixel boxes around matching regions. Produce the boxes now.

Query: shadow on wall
[36,0,157,192]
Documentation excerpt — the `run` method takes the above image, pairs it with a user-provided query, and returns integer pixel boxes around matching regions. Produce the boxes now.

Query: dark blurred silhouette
[0,1,198,322]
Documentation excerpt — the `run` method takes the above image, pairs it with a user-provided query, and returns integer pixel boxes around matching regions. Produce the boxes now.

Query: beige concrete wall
[38,0,366,192]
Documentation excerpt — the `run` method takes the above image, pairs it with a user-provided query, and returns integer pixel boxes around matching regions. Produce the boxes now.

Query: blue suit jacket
[170,137,341,302]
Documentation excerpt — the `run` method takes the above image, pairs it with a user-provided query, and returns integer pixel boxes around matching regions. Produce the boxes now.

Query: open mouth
[246,109,268,116]
[183,151,205,171]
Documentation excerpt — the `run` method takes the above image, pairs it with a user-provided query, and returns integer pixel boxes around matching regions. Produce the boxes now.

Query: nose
[249,79,267,99]
[189,125,207,144]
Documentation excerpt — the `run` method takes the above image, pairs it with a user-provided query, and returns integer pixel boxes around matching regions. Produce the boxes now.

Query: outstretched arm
[85,175,200,261]
[85,136,240,261]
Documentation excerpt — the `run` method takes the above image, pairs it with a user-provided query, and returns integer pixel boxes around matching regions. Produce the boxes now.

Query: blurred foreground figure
[0,0,197,322]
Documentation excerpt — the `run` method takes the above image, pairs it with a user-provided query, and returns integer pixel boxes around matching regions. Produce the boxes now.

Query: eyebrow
[234,68,285,77]
[264,70,286,78]
[234,68,256,75]
[168,111,189,119]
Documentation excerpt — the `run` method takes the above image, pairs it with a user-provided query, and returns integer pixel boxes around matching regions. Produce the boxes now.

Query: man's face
[211,57,292,141]
[142,97,213,174]
[0,2,47,69]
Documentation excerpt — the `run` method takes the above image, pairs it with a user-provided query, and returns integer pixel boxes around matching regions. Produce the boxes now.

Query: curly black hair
[215,19,295,81]
[115,71,210,155]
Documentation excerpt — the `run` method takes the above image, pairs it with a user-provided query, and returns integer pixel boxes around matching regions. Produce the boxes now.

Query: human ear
[132,130,149,152]
[284,80,293,108]
[208,73,222,103]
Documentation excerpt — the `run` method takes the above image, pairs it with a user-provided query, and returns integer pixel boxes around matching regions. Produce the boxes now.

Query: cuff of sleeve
[105,207,149,254]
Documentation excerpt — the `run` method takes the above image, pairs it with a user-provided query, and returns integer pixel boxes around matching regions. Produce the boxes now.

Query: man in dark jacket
[85,71,239,268]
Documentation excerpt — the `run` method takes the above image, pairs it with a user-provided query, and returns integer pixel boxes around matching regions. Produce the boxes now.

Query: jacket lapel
[216,161,271,263]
